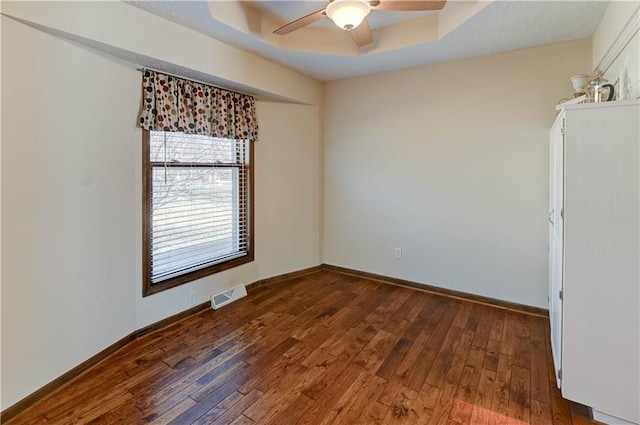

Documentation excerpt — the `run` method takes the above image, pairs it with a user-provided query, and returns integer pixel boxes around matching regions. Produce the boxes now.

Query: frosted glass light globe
[326,0,371,30]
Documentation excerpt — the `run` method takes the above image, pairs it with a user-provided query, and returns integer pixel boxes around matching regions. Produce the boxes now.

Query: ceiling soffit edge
[2,13,312,104]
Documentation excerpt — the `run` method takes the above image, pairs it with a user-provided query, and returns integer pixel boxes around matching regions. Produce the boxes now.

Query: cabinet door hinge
[558,368,562,381]
[559,290,563,300]
[561,208,564,219]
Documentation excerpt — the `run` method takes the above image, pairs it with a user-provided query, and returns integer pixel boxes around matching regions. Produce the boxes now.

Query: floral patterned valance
[137,70,258,141]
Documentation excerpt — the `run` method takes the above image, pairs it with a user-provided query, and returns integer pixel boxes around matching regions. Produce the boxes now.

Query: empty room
[1,0,639,424]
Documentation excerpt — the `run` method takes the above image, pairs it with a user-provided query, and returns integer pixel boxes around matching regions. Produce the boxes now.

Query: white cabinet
[549,100,640,425]
[548,112,564,389]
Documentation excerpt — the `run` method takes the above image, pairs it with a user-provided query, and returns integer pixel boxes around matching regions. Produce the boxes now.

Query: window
[143,130,254,296]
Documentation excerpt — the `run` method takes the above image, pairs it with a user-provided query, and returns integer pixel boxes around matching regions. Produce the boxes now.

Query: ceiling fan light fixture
[326,0,371,30]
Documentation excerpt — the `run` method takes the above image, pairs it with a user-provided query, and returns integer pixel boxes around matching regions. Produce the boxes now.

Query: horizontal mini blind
[149,131,250,284]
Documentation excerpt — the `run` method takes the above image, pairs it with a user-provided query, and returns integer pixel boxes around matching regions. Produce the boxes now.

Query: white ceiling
[128,0,608,81]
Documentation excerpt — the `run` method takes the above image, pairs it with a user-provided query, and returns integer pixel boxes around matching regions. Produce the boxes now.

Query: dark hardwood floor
[6,271,595,425]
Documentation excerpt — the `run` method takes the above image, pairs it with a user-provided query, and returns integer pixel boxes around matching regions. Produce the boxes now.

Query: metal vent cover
[211,284,247,309]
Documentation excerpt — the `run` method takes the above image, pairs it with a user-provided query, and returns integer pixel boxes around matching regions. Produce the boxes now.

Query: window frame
[142,130,255,297]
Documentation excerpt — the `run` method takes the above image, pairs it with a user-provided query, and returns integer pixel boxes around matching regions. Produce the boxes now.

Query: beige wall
[0,5,323,409]
[607,30,640,99]
[593,1,639,68]
[323,39,592,308]
[592,1,640,99]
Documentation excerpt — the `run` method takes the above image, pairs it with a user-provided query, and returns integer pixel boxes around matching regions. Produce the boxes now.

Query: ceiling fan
[273,0,447,47]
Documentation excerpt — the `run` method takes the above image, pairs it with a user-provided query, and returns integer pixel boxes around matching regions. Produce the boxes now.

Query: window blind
[148,131,250,284]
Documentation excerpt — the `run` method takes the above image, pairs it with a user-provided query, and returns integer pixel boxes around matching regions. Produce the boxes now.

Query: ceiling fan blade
[350,18,373,47]
[374,0,446,11]
[273,9,327,35]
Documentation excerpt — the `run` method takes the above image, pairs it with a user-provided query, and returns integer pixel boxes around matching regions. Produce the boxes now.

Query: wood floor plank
[191,390,251,425]
[228,414,254,425]
[513,314,532,369]
[470,368,497,425]
[448,346,485,424]
[451,301,472,329]
[5,271,596,425]
[543,316,573,425]
[484,337,501,372]
[32,372,130,421]
[423,326,464,389]
[236,340,305,395]
[382,291,424,333]
[420,382,442,411]
[404,301,461,391]
[330,374,388,425]
[207,389,263,425]
[184,358,249,403]
[351,329,398,373]
[330,323,385,364]
[550,377,573,425]
[299,325,350,368]
[4,414,49,425]
[82,398,143,425]
[379,384,433,425]
[45,362,168,422]
[531,400,554,425]
[508,364,531,424]
[472,307,496,350]
[426,327,473,424]
[46,391,136,425]
[500,312,517,357]
[484,309,506,372]
[166,367,253,424]
[375,337,413,379]
[146,397,196,425]
[399,388,434,425]
[399,294,437,341]
[15,341,162,423]
[295,362,365,425]
[530,318,552,405]
[364,402,394,425]
[299,357,349,401]
[464,304,483,334]
[262,392,315,425]
[489,353,513,425]
[134,347,244,413]
[293,301,360,349]
[377,330,433,406]
[317,369,372,425]
[238,356,309,394]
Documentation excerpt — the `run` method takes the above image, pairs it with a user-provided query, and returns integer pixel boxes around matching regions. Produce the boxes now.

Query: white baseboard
[592,409,639,425]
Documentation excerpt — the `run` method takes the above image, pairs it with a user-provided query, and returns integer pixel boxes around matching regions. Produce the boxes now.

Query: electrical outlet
[188,293,197,307]
[394,248,402,260]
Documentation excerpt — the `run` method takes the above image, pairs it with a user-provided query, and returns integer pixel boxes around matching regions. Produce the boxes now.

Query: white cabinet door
[562,101,639,424]
[548,116,564,388]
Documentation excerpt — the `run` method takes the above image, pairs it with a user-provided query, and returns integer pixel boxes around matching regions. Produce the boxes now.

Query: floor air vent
[211,284,247,309]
